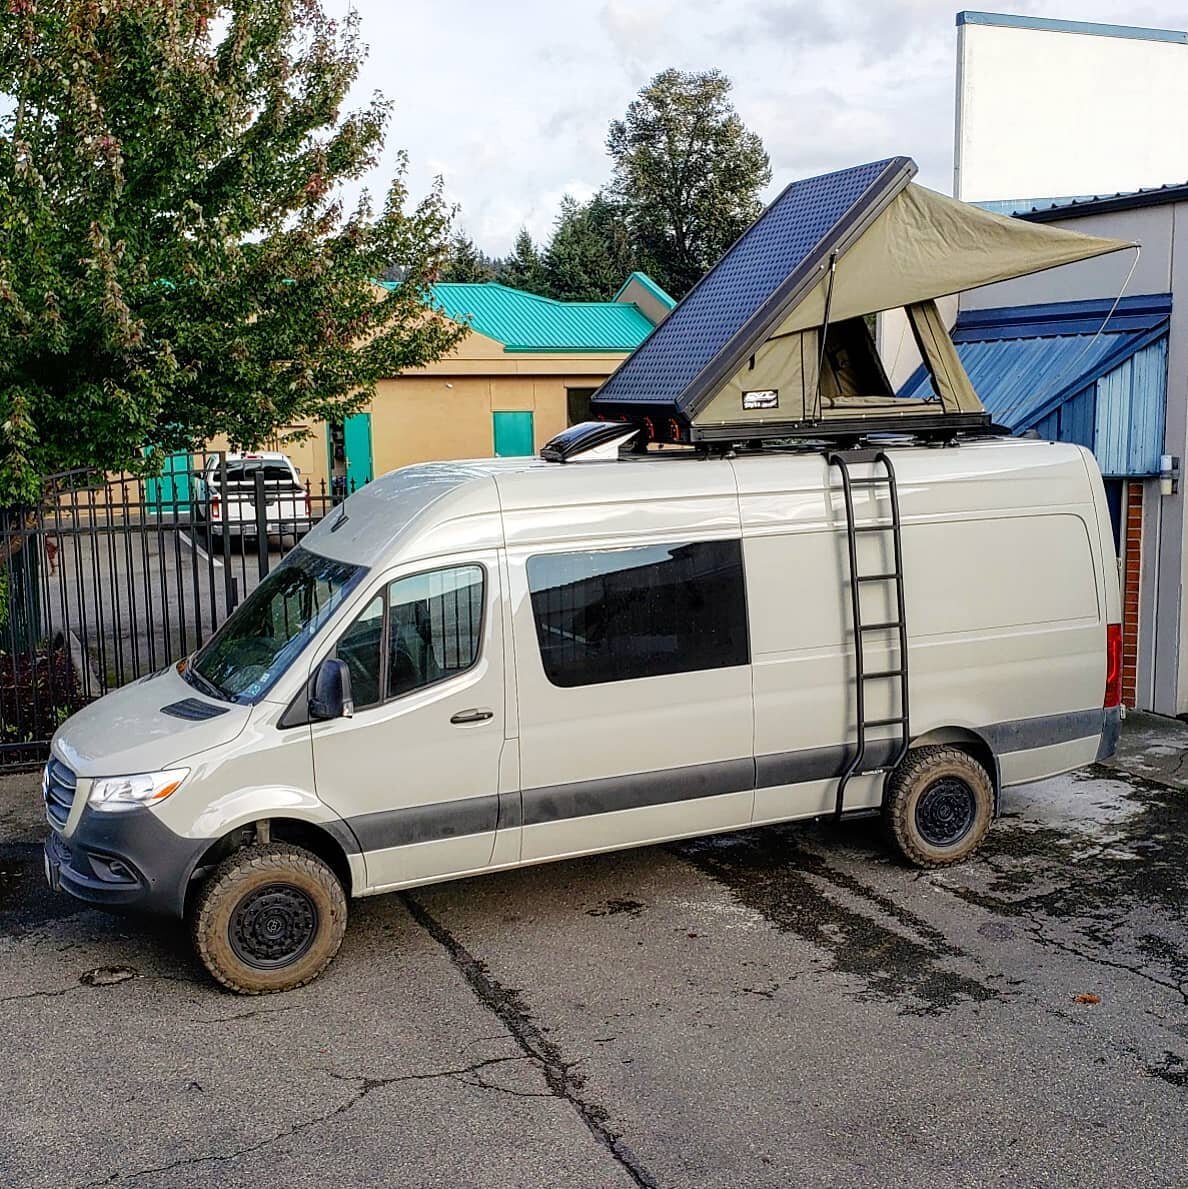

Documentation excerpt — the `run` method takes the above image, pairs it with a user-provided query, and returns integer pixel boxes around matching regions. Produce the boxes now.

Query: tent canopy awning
[773,182,1132,333]
[590,155,1134,442]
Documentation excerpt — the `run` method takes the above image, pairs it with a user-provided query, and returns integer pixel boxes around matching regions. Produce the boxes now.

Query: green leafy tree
[0,0,464,504]
[501,227,547,294]
[607,68,771,299]
[543,192,634,302]
[439,233,497,283]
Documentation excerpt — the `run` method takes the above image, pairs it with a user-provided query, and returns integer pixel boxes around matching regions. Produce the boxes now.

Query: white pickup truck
[192,452,312,543]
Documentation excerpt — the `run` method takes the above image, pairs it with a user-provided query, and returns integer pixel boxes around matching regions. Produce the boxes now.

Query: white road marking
[179,530,223,568]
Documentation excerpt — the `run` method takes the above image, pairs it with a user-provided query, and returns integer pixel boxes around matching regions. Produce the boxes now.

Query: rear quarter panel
[737,440,1107,819]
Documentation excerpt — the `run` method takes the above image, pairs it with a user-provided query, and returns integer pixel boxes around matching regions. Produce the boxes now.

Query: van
[42,432,1122,993]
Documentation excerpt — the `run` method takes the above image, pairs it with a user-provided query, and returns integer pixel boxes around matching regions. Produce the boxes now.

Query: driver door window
[388,567,483,697]
[333,565,485,709]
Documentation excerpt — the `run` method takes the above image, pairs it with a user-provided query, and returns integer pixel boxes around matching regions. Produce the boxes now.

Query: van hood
[52,663,251,777]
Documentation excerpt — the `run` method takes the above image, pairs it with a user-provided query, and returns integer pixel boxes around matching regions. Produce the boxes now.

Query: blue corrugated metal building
[901,294,1171,478]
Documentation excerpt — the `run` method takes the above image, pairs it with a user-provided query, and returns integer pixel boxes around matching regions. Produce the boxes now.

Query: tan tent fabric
[772,183,1133,335]
[690,182,1133,429]
[702,316,900,426]
[698,329,819,425]
[905,300,982,414]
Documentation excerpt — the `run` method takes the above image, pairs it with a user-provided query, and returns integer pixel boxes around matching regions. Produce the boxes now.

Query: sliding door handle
[450,708,494,725]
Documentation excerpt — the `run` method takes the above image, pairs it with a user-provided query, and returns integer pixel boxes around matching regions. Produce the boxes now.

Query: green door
[343,413,373,489]
[493,411,534,457]
[145,450,193,513]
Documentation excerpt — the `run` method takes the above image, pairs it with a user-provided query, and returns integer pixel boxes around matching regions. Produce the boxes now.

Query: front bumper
[44,804,210,919]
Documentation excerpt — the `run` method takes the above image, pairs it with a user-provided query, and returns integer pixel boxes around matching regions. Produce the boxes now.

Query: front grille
[44,759,77,830]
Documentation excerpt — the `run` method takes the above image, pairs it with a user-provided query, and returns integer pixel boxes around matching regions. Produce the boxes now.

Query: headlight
[88,769,190,812]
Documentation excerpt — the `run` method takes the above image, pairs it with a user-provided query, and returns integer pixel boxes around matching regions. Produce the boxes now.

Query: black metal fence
[0,452,356,769]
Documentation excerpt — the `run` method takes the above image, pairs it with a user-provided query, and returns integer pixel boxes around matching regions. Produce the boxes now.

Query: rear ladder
[828,449,911,820]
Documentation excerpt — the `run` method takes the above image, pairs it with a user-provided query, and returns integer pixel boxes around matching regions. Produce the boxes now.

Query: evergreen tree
[543,193,635,302]
[608,68,771,299]
[501,228,547,294]
[439,234,497,283]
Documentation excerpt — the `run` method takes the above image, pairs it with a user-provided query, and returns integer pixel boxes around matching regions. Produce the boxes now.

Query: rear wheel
[191,842,347,994]
[883,746,993,867]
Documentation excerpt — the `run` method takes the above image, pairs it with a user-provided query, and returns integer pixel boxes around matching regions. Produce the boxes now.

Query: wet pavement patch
[586,898,646,918]
[674,826,1003,1015]
[0,841,85,938]
[945,765,1188,1005]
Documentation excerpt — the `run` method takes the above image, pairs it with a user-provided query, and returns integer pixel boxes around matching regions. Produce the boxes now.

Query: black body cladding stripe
[520,757,755,827]
[340,709,1107,853]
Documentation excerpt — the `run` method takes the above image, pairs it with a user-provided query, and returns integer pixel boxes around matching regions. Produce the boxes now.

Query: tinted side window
[527,540,748,688]
[388,566,484,698]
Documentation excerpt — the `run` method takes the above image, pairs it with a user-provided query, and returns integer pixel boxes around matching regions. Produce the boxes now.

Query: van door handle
[450,708,494,725]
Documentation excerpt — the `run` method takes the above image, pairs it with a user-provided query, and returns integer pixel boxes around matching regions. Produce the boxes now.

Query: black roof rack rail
[689,410,998,446]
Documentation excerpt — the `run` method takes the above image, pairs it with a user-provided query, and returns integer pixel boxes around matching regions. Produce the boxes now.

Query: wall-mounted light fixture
[1159,454,1180,497]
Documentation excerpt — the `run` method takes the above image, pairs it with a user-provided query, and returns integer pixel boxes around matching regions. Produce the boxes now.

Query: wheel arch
[908,726,1001,813]
[184,816,358,916]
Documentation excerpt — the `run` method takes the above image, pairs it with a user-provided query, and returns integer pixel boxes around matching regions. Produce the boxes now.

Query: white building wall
[949,200,1185,714]
[961,207,1172,310]
[956,16,1188,202]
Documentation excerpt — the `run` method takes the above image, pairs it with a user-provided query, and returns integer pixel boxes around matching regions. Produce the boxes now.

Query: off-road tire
[884,745,993,868]
[191,842,347,994]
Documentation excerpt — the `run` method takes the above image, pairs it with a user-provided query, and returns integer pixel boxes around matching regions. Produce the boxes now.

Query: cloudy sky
[327,1,1188,255]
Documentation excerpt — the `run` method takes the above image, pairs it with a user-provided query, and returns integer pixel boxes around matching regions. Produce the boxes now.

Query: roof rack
[539,418,1008,464]
[689,410,995,445]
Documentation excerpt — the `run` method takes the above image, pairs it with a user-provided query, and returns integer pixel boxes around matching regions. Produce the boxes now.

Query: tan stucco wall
[196,328,629,492]
[368,372,596,476]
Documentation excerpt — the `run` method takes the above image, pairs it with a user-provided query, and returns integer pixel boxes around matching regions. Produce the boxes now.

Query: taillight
[1104,623,1122,709]
[211,496,220,519]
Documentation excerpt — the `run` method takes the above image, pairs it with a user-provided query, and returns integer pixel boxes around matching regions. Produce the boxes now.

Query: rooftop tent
[590,156,1134,443]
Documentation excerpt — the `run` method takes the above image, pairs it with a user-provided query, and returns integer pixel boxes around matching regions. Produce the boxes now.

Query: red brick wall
[1121,480,1143,709]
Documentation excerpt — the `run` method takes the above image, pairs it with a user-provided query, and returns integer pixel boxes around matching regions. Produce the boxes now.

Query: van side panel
[738,441,1107,823]
[499,462,756,862]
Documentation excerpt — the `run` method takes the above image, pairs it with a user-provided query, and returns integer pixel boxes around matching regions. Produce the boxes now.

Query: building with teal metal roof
[285,273,673,511]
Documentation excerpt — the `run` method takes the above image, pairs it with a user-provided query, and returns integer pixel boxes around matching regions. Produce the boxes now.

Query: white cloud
[326,0,1188,254]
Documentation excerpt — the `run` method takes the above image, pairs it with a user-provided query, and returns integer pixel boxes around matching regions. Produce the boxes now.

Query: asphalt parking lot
[1,715,1185,1188]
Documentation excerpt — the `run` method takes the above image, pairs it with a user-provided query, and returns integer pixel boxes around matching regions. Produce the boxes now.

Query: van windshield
[187,547,365,703]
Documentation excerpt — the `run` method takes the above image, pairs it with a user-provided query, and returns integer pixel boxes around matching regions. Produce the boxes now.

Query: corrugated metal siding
[1094,338,1167,476]
[902,332,1142,428]
[1058,384,1096,451]
[902,327,1168,477]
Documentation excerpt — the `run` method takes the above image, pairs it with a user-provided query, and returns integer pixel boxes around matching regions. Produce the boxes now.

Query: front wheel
[883,746,994,867]
[191,842,348,994]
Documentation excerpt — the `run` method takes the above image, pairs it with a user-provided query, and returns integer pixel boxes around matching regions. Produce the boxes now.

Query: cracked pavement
[1,713,1185,1187]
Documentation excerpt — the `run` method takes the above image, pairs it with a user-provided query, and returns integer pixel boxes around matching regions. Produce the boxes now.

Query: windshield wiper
[185,662,229,702]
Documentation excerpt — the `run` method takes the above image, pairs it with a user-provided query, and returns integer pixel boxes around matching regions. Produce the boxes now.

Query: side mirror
[309,657,354,721]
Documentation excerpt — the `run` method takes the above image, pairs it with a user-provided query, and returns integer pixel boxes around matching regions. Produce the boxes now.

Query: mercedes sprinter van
[42,433,1122,992]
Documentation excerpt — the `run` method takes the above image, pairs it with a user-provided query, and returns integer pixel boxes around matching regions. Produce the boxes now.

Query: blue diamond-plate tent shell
[590,156,1134,444]
[595,158,904,411]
